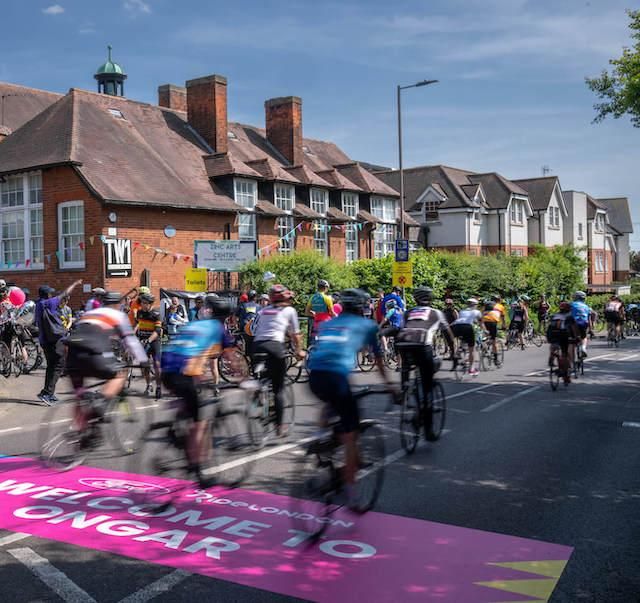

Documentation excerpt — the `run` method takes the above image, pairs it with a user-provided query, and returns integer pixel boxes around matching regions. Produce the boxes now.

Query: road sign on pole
[395,239,409,262]
[392,261,413,288]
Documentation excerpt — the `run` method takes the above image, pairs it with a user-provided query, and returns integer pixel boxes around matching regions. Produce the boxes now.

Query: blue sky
[2,0,639,244]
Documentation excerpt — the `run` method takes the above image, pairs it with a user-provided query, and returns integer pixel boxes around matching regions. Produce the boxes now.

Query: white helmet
[467,298,479,305]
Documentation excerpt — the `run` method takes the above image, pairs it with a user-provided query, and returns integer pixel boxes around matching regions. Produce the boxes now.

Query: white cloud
[42,4,64,15]
[123,0,151,15]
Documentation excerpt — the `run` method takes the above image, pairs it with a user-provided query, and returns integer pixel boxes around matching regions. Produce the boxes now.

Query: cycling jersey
[136,309,162,338]
[547,311,575,333]
[443,307,458,325]
[605,301,622,314]
[511,307,525,323]
[252,305,299,343]
[385,308,404,329]
[453,308,481,325]
[482,309,502,323]
[161,319,228,377]
[306,292,334,325]
[308,313,381,376]
[494,303,506,321]
[382,293,405,312]
[571,301,591,327]
[398,306,447,347]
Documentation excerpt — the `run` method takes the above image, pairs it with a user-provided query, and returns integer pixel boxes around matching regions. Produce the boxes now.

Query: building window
[510,199,525,225]
[58,201,85,268]
[548,206,560,228]
[473,209,482,224]
[0,172,43,269]
[578,222,583,240]
[234,178,257,241]
[374,223,396,258]
[275,184,295,212]
[275,184,295,253]
[313,220,327,254]
[342,192,358,218]
[371,197,396,222]
[342,192,359,262]
[423,198,439,213]
[594,213,605,233]
[511,248,523,257]
[310,188,328,215]
[595,251,604,272]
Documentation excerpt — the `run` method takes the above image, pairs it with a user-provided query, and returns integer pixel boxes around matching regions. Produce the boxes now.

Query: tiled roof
[204,153,263,179]
[467,173,527,210]
[245,157,301,183]
[357,209,381,223]
[326,207,352,223]
[293,203,323,219]
[511,176,558,211]
[285,165,333,187]
[0,82,62,132]
[315,168,365,192]
[586,194,607,220]
[335,162,399,197]
[598,197,633,233]
[403,211,420,226]
[255,200,286,216]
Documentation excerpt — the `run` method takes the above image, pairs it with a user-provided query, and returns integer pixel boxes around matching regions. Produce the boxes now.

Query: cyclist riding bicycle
[161,295,235,488]
[491,294,507,330]
[134,292,163,399]
[604,294,625,340]
[380,298,404,354]
[481,300,502,367]
[236,289,260,354]
[308,288,394,512]
[306,279,336,339]
[65,291,149,448]
[570,291,592,358]
[509,297,529,350]
[252,285,305,438]
[396,287,453,405]
[451,298,483,376]
[546,301,578,384]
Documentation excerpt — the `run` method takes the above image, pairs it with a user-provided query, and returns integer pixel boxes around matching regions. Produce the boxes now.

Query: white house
[598,197,633,282]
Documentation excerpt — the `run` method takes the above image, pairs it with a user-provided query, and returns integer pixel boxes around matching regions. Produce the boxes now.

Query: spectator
[236,290,260,352]
[59,295,74,332]
[35,279,82,405]
[128,286,151,327]
[85,287,105,312]
[374,289,386,323]
[166,296,188,337]
[332,293,343,316]
[189,295,205,321]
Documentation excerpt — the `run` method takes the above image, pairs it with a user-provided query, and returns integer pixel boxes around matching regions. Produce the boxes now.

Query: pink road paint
[0,457,572,602]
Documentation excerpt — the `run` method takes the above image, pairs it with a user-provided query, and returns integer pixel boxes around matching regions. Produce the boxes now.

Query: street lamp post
[397,80,438,240]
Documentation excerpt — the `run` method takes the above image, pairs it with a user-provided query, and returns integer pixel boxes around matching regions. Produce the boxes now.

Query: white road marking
[446,383,495,400]
[0,427,22,434]
[0,532,29,547]
[620,353,640,361]
[117,570,190,603]
[481,385,541,413]
[622,421,640,429]
[8,547,97,603]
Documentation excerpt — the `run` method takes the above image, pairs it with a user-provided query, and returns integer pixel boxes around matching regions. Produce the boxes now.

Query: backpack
[40,304,66,344]
[244,312,259,336]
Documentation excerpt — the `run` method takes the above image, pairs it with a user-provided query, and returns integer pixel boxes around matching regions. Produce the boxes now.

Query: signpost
[395,238,409,262]
[185,267,207,292]
[392,260,413,288]
[194,240,256,272]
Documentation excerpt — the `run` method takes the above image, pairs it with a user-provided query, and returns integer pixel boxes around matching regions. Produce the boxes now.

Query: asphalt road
[0,336,638,602]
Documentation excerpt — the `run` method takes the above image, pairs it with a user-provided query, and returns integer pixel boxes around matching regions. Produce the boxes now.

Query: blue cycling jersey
[571,301,591,326]
[385,308,404,328]
[308,313,381,376]
[161,319,230,376]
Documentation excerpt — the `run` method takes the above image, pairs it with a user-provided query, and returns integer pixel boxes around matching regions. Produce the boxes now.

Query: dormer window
[594,213,605,233]
[275,184,295,253]
[311,188,328,254]
[510,199,524,225]
[234,178,257,240]
[108,108,124,119]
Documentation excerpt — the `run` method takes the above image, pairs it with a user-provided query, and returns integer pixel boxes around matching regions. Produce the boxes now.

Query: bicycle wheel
[453,354,466,381]
[22,340,40,373]
[354,419,385,511]
[285,353,302,384]
[290,443,337,540]
[549,358,559,391]
[39,401,87,471]
[218,348,250,384]
[0,341,11,378]
[10,339,24,377]
[400,381,420,454]
[425,381,446,442]
[495,340,505,366]
[357,349,376,372]
[106,393,152,454]
[479,345,491,372]
[532,332,544,348]
[246,390,268,448]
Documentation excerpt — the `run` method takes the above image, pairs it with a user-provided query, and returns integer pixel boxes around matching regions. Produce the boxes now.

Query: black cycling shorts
[380,326,400,339]
[140,337,161,361]
[576,324,588,339]
[548,331,570,355]
[309,370,359,433]
[67,350,119,386]
[484,322,498,339]
[451,323,474,347]
[510,320,525,333]
[604,312,622,325]
[162,372,200,422]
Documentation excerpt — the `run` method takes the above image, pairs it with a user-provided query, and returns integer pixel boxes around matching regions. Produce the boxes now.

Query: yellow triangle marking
[475,578,558,601]
[487,560,568,579]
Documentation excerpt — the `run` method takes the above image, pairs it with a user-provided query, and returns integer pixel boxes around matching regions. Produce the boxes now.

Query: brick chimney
[265,96,303,166]
[158,84,187,112]
[185,75,228,154]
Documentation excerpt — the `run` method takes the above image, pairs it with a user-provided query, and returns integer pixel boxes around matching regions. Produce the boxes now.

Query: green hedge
[240,245,587,312]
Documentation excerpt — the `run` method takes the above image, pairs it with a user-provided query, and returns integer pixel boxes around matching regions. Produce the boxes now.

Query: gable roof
[586,194,608,220]
[468,172,529,210]
[598,197,632,233]
[334,162,399,197]
[0,82,62,134]
[512,176,559,211]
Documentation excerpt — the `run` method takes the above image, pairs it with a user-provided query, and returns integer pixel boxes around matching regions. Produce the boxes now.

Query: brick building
[0,55,414,303]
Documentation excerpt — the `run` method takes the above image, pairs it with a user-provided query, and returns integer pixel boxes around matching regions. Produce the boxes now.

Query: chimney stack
[158,84,187,112]
[265,96,303,166]
[186,75,228,154]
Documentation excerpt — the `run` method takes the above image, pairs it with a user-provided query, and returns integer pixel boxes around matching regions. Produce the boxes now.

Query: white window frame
[0,171,44,270]
[594,213,605,233]
[234,178,257,241]
[342,192,359,262]
[313,220,328,254]
[57,200,85,269]
[310,188,328,216]
[275,183,295,253]
[371,196,396,223]
[510,199,525,226]
[511,248,524,257]
[595,251,604,273]
[578,222,583,240]
[473,209,482,224]
[371,196,397,258]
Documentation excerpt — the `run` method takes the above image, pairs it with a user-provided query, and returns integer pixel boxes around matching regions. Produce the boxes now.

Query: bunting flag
[78,242,85,250]
[183,256,191,262]
[143,244,151,251]
[99,235,106,243]
[55,251,61,261]
[89,236,95,246]
[133,241,140,250]
[25,259,31,268]
[45,254,52,264]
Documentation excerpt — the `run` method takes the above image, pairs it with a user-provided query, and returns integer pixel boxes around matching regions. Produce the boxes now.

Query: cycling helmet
[484,301,495,312]
[340,289,369,314]
[573,291,586,301]
[413,287,433,304]
[467,298,479,306]
[385,299,397,310]
[520,294,531,302]
[258,293,269,302]
[138,286,151,296]
[263,271,276,282]
[91,287,106,296]
[101,291,122,306]
[559,301,571,312]
[317,279,329,289]
[205,295,231,319]
[139,293,155,304]
[269,284,294,303]
[247,289,257,301]
[491,294,501,302]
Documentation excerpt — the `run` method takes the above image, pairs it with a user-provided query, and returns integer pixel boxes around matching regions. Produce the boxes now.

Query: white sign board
[194,240,256,272]
[104,238,132,277]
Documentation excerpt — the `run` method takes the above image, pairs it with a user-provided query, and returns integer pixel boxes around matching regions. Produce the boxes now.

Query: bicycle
[505,328,522,350]
[479,335,504,371]
[244,352,295,447]
[128,383,258,512]
[39,375,152,471]
[290,386,387,540]
[572,344,585,378]
[452,339,473,381]
[524,321,545,348]
[548,344,570,390]
[357,346,377,372]
[400,358,446,453]
[607,322,621,348]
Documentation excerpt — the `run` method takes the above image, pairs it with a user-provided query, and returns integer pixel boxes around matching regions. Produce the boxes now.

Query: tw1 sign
[105,238,132,278]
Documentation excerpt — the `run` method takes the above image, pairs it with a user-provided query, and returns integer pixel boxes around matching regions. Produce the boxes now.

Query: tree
[630,249,640,273]
[586,10,640,126]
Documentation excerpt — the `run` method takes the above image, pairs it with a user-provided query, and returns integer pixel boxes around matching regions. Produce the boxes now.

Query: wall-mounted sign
[104,238,132,278]
[185,267,207,292]
[194,240,256,272]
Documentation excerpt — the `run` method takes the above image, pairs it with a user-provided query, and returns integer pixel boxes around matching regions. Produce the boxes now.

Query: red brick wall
[588,249,613,285]
[328,227,346,262]
[158,84,187,113]
[265,97,303,166]
[358,226,374,260]
[186,75,228,154]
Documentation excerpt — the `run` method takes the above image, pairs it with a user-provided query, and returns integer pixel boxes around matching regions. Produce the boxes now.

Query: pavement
[0,336,638,602]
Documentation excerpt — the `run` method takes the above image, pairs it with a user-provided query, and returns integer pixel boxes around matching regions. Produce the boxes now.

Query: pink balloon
[8,287,26,307]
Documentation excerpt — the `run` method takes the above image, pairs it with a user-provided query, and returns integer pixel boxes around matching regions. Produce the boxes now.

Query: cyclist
[161,296,235,488]
[442,298,458,364]
[252,285,305,437]
[482,300,502,367]
[451,298,482,376]
[380,298,404,354]
[236,290,260,353]
[85,287,106,312]
[134,292,163,398]
[306,279,336,339]
[65,291,148,447]
[308,288,394,512]
[604,294,625,341]
[396,287,452,405]
[546,301,578,384]
[509,297,529,350]
[536,294,550,332]
[570,291,592,358]
[491,294,507,331]
[128,286,151,327]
